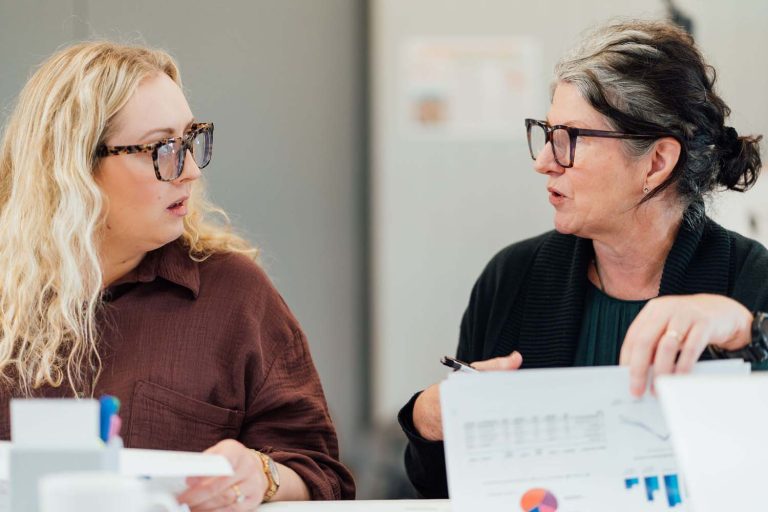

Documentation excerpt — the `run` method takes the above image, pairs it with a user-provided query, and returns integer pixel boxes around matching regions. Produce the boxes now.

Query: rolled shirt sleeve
[240,326,355,500]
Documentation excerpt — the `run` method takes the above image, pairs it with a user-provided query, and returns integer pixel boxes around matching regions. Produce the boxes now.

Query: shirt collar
[109,240,200,298]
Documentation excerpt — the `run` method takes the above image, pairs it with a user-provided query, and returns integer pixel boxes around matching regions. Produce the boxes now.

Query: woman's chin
[148,226,185,251]
[553,215,578,235]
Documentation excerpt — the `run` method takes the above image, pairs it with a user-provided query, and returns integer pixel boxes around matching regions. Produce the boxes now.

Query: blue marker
[99,395,121,442]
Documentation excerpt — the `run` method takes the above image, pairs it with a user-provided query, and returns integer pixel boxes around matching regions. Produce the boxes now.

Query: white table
[262,500,450,511]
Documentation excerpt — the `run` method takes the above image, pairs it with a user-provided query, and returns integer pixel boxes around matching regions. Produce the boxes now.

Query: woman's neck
[100,243,146,289]
[590,201,684,300]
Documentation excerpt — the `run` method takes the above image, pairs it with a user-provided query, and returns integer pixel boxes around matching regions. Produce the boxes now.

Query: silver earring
[643,186,649,194]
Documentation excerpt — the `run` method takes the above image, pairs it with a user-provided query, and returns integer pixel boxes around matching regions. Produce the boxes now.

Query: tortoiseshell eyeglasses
[97,122,214,181]
[525,118,672,168]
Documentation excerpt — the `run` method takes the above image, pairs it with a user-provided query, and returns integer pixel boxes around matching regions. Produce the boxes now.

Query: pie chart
[520,488,558,512]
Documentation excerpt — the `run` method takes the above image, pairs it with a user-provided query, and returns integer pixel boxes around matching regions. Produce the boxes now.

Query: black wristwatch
[708,311,768,363]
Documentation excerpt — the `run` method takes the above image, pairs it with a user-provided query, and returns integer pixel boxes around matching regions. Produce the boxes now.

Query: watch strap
[252,450,280,502]
[708,310,768,363]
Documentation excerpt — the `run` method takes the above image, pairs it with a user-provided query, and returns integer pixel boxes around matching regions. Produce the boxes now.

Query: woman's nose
[177,149,202,182]
[533,143,563,175]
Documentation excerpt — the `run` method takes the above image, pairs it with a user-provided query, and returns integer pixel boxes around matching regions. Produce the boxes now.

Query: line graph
[618,414,670,442]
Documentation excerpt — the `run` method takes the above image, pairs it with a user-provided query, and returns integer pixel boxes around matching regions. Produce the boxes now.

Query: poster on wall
[400,36,543,140]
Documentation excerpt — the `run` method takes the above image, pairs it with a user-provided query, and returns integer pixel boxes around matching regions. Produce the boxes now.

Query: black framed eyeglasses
[97,122,214,181]
[525,118,672,168]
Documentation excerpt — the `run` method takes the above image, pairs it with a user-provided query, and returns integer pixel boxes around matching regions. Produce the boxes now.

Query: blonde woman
[0,42,354,509]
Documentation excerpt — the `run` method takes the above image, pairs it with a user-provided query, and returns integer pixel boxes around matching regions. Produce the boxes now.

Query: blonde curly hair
[0,41,256,396]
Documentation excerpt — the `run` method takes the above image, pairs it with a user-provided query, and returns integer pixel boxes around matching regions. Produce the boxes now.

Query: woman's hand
[177,439,268,511]
[620,294,752,397]
[412,351,523,441]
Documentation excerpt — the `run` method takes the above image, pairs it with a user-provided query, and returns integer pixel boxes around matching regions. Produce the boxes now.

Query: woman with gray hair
[399,20,768,498]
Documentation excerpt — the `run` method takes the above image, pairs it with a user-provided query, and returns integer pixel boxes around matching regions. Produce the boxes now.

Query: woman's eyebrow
[137,118,196,142]
[548,119,588,127]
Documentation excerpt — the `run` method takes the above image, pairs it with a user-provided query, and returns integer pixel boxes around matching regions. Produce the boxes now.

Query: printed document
[440,361,748,512]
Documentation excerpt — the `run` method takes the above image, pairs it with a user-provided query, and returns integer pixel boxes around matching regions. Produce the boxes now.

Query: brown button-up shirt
[0,241,355,500]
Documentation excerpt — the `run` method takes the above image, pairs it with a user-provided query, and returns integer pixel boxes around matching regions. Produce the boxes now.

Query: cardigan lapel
[659,215,731,296]
[495,233,592,367]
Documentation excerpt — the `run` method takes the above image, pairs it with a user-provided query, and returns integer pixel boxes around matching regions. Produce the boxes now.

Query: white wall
[370,0,768,424]
[690,0,768,237]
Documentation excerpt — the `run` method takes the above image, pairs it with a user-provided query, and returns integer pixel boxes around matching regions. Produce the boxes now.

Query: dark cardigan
[398,214,768,498]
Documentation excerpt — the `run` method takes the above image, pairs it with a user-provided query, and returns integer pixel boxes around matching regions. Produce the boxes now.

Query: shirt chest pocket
[126,380,245,452]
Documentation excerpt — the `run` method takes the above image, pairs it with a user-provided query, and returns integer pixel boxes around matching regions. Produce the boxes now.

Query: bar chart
[624,474,684,508]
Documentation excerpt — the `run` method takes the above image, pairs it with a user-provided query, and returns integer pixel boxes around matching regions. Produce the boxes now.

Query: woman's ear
[645,137,682,189]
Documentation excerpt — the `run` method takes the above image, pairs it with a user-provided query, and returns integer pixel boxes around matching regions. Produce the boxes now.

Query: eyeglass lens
[156,129,213,181]
[527,123,572,167]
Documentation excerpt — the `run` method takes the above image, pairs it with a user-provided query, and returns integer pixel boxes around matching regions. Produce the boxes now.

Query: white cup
[39,471,181,512]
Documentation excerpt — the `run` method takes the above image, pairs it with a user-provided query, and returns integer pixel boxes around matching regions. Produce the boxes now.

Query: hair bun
[716,128,762,191]
[719,126,739,155]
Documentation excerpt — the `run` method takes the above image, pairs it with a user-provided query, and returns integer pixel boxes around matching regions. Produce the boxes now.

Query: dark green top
[573,283,649,366]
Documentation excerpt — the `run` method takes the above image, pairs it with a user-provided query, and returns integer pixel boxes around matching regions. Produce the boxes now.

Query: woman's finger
[192,483,241,511]
[179,475,242,509]
[651,325,688,379]
[219,495,262,512]
[180,440,253,508]
[216,472,267,511]
[472,351,522,371]
[191,470,264,512]
[626,320,670,397]
[675,323,712,374]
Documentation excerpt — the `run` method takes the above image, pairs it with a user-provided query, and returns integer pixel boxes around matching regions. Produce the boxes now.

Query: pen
[441,355,479,374]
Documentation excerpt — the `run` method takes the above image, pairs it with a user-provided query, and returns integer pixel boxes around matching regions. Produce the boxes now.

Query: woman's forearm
[272,462,310,502]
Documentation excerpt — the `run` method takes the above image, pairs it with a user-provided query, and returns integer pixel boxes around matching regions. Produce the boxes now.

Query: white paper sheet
[120,448,232,478]
[441,361,748,512]
[657,374,768,512]
[121,448,233,495]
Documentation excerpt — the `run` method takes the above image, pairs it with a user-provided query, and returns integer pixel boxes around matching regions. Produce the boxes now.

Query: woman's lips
[166,198,188,216]
[547,187,567,206]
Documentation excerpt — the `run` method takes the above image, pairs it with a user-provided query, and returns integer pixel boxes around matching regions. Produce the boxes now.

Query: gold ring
[231,484,245,504]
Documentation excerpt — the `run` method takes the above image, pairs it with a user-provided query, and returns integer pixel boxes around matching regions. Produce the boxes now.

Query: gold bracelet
[252,449,280,502]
